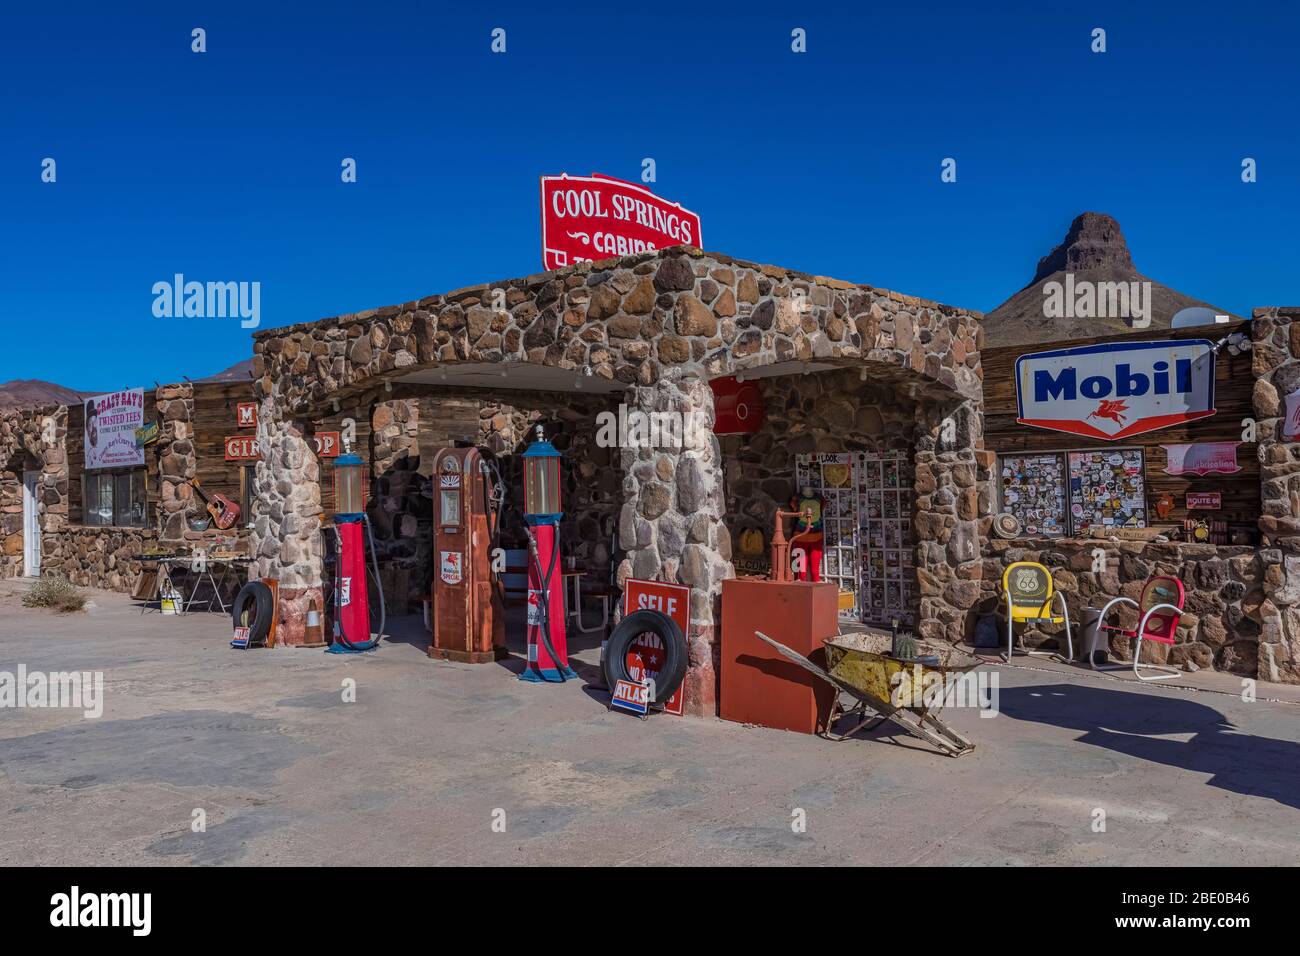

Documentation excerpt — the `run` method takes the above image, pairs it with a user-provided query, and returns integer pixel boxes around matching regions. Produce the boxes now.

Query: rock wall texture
[1250,306,1300,682]
[251,246,984,418]
[0,406,68,578]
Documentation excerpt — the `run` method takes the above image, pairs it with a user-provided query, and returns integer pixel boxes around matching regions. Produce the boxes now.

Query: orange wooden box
[720,578,839,734]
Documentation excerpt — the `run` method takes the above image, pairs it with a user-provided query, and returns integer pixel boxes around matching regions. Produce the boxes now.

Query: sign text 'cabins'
[540,173,702,271]
[1015,340,1216,441]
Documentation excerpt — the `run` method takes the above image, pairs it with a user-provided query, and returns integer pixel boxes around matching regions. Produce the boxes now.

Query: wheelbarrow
[754,630,981,757]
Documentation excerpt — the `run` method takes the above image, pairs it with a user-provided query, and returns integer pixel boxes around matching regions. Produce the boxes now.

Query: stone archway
[250,247,989,698]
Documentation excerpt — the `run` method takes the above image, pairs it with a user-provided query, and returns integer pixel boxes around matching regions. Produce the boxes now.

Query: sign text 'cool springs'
[540,174,702,271]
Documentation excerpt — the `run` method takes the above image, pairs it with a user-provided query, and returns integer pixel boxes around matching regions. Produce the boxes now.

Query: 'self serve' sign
[1015,340,1216,441]
[540,173,702,271]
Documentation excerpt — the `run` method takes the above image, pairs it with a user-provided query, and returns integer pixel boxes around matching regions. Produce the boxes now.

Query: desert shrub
[23,574,87,613]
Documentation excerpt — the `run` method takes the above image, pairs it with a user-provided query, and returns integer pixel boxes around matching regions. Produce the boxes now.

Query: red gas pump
[328,452,384,653]
[520,427,575,682]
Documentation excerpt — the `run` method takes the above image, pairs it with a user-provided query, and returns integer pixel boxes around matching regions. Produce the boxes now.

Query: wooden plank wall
[982,321,1258,530]
[192,381,255,506]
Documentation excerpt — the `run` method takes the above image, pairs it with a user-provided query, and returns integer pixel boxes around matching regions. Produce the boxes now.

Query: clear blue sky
[2,1,1296,390]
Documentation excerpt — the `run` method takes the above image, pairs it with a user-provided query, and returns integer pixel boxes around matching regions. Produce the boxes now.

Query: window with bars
[82,469,148,528]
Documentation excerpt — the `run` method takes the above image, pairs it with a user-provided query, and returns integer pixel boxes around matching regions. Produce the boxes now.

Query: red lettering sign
[237,402,258,428]
[622,578,691,716]
[1186,492,1222,510]
[540,173,702,271]
[224,431,342,461]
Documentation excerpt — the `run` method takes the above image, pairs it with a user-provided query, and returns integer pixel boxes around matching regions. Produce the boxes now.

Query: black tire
[231,581,274,647]
[603,609,688,704]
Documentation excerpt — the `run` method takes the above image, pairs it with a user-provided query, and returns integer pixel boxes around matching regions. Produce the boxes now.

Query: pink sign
[1161,442,1241,476]
[1284,388,1300,440]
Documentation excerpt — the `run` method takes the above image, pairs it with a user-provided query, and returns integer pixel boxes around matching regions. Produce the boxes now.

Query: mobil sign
[540,173,701,271]
[1015,339,1216,441]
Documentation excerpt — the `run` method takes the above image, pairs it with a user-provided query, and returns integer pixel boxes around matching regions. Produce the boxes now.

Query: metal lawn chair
[1091,574,1186,681]
[1000,561,1073,663]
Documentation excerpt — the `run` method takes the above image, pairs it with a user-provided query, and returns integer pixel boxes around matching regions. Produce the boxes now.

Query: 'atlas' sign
[1015,340,1215,441]
[540,173,701,271]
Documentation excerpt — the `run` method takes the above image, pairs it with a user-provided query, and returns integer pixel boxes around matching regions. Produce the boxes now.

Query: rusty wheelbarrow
[754,630,981,757]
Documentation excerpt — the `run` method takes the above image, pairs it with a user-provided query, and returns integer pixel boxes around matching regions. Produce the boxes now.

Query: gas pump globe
[520,427,574,682]
[333,453,367,516]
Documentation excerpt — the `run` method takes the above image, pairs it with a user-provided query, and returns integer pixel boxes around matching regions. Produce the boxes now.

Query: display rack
[794,453,861,619]
[855,452,915,626]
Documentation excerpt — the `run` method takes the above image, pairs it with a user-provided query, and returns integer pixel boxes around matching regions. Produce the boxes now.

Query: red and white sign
[540,173,702,271]
[440,551,463,585]
[711,375,765,435]
[1186,492,1222,510]
[1161,442,1242,476]
[1015,340,1216,441]
[622,578,690,716]
[224,431,342,462]
[237,402,258,428]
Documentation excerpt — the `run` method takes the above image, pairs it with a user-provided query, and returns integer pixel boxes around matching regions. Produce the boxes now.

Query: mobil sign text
[1015,339,1216,441]
[540,173,701,271]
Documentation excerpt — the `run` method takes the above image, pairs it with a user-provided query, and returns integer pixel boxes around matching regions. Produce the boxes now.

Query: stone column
[616,372,733,715]
[154,383,195,542]
[913,397,989,644]
[253,399,324,646]
[1251,306,1300,683]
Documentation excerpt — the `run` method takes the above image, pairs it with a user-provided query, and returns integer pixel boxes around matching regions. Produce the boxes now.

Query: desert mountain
[0,379,97,409]
[981,212,1241,347]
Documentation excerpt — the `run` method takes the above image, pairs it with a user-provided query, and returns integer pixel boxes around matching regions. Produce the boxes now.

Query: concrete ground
[0,578,1297,866]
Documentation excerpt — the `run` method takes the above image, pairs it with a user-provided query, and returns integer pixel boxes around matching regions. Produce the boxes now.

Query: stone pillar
[913,397,989,644]
[253,399,324,647]
[1252,306,1300,683]
[616,372,733,716]
[154,383,195,542]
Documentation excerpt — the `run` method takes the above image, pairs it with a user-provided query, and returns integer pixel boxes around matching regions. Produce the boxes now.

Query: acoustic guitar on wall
[189,478,242,530]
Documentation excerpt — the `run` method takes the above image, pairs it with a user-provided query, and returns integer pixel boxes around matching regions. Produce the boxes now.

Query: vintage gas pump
[330,452,384,652]
[429,445,506,663]
[520,427,575,682]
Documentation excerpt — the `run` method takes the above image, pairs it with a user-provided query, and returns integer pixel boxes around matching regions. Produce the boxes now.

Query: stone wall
[1,405,68,580]
[980,538,1262,675]
[1251,306,1300,682]
[616,372,733,715]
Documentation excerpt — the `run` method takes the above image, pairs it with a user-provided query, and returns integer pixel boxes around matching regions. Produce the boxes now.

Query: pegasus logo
[1088,400,1129,426]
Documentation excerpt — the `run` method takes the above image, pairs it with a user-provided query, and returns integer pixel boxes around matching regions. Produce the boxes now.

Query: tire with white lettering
[602,609,688,704]
[231,581,274,647]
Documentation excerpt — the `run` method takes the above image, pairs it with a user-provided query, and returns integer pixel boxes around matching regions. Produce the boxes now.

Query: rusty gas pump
[428,445,506,663]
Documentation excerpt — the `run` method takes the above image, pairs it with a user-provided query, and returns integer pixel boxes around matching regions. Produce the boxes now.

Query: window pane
[126,469,146,527]
[95,474,113,526]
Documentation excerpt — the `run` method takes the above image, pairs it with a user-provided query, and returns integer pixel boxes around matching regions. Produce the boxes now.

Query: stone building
[7,244,1300,706]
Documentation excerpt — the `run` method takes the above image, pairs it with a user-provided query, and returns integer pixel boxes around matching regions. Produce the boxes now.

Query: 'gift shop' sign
[225,432,342,461]
[1016,340,1216,441]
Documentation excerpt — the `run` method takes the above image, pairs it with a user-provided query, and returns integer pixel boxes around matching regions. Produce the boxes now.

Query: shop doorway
[22,470,41,577]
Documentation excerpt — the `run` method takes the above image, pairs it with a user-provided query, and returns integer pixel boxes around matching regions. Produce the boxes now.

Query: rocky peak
[1030,212,1135,284]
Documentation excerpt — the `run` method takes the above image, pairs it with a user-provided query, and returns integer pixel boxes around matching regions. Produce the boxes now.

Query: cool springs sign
[540,173,701,270]
[1015,340,1216,441]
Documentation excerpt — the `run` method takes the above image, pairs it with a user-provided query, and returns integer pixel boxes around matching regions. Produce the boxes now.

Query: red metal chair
[1091,575,1186,681]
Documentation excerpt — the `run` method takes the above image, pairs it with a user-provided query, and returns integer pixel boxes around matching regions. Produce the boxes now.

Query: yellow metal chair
[1000,561,1073,662]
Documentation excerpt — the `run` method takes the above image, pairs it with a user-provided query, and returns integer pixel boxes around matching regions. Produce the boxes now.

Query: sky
[2,1,1296,390]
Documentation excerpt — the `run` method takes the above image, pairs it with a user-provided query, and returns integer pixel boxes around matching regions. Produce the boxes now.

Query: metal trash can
[1081,607,1107,666]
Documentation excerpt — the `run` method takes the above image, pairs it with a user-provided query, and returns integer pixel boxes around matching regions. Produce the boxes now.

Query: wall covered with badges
[998,453,1067,536]
[1067,448,1146,534]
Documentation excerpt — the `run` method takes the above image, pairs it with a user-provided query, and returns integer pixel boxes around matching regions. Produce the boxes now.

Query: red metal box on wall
[720,578,839,734]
